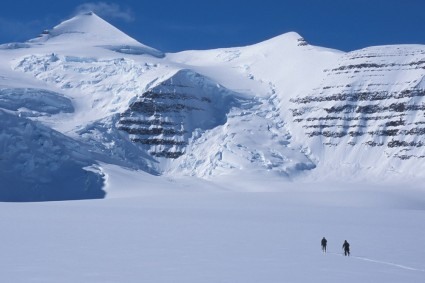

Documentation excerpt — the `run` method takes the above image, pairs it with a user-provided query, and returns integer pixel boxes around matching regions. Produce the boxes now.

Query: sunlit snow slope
[0,12,424,200]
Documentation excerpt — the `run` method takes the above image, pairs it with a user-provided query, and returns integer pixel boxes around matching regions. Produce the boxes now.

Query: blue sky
[0,0,424,52]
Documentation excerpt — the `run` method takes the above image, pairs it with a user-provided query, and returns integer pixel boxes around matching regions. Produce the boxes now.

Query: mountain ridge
[0,13,424,201]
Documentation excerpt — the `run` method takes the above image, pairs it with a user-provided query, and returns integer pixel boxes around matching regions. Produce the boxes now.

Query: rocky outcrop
[290,45,425,159]
[117,70,235,159]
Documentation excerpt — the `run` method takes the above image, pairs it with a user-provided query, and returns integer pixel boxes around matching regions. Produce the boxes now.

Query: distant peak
[279,31,303,39]
[27,12,164,57]
[243,31,309,51]
[266,32,308,46]
[47,12,126,40]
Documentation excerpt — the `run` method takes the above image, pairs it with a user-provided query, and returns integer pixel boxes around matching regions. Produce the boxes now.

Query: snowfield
[1,173,424,282]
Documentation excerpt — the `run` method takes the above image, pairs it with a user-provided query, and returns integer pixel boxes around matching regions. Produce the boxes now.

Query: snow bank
[0,87,74,116]
[0,110,105,201]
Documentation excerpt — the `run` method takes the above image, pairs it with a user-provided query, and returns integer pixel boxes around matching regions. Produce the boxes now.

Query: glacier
[0,12,424,200]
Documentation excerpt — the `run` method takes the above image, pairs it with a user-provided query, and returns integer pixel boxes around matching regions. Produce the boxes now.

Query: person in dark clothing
[321,237,327,253]
[342,240,350,256]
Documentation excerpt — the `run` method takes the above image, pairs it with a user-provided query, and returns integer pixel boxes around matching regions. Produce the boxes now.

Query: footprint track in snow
[329,252,425,272]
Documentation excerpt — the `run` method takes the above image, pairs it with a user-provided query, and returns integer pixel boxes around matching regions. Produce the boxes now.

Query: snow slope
[28,12,164,58]
[0,110,105,201]
[170,36,425,182]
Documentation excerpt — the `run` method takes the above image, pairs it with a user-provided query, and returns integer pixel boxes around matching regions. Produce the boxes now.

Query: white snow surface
[1,12,425,283]
[0,170,424,282]
[28,12,164,58]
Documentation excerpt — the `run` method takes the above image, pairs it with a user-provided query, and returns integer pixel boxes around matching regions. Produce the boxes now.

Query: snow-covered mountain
[1,12,424,201]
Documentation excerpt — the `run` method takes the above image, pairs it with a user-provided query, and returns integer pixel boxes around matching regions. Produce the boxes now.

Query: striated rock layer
[290,45,425,160]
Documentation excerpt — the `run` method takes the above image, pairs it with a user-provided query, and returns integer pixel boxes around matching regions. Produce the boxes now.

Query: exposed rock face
[290,45,425,159]
[117,70,237,159]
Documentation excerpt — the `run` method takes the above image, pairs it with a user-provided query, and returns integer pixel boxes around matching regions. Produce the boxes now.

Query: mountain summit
[29,12,164,57]
[0,14,424,201]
